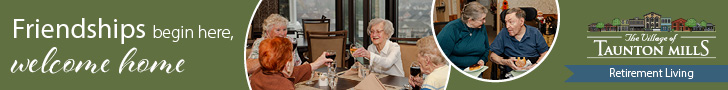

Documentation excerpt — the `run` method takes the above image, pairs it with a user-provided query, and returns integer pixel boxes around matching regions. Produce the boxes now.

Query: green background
[2,0,727,89]
[1,0,253,89]
[446,0,728,89]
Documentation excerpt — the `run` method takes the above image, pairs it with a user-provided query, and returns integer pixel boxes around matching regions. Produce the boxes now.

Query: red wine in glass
[326,54,336,60]
[324,50,337,67]
[410,66,421,76]
[292,43,297,51]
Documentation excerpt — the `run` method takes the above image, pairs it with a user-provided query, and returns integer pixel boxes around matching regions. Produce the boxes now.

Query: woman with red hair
[249,37,332,90]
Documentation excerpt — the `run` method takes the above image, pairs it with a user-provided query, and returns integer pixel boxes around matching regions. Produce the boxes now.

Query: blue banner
[566,65,728,82]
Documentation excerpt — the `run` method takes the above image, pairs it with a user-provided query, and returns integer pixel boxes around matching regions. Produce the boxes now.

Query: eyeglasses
[272,28,288,32]
[369,29,384,34]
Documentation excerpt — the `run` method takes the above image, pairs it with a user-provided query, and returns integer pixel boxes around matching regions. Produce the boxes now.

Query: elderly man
[489,8,549,78]
[352,18,405,77]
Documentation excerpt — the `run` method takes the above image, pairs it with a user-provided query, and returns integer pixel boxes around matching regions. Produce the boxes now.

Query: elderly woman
[351,18,405,77]
[408,36,450,90]
[247,14,302,74]
[249,37,333,90]
[436,2,489,70]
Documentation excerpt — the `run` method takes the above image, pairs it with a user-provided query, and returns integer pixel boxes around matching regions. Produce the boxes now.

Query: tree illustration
[686,18,697,27]
[612,18,621,26]
[596,22,604,29]
[700,20,707,27]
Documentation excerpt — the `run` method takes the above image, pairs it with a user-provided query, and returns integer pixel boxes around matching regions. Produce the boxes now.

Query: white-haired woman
[409,36,449,90]
[247,14,302,74]
[352,18,405,77]
[436,2,488,71]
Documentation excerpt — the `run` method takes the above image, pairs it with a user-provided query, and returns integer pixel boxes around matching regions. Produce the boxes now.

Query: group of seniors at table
[246,14,449,90]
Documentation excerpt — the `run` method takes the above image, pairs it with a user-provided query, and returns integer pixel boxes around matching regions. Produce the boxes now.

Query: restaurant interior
[246,0,434,89]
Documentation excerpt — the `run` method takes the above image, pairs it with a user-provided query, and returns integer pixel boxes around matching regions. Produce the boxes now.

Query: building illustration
[660,17,671,31]
[619,19,629,31]
[589,12,714,32]
[672,18,688,31]
[644,12,661,31]
[627,17,644,31]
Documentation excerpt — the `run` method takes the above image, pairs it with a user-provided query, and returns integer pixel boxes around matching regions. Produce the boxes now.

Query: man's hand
[506,58,524,70]
[522,63,537,70]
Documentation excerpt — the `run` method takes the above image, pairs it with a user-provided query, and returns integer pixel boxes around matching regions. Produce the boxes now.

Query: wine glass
[325,50,337,67]
[324,50,337,87]
[306,72,316,85]
[328,73,338,89]
[405,61,421,90]
[410,61,421,76]
[350,44,361,59]
[289,37,297,50]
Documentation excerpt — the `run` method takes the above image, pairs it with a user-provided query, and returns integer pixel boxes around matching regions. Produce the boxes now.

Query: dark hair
[506,8,526,19]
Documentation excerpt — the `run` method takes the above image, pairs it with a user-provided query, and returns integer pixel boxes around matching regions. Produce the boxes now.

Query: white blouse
[366,40,404,77]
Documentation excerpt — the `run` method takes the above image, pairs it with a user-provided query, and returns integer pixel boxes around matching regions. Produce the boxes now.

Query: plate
[464,66,488,77]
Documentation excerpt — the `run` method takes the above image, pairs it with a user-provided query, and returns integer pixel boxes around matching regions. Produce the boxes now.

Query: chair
[299,18,331,63]
[500,7,541,31]
[391,38,421,78]
[302,19,331,37]
[305,30,347,68]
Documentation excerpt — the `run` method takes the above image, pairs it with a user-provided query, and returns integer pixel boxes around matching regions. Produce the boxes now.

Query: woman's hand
[477,59,485,66]
[353,47,370,59]
[246,58,261,74]
[311,52,334,71]
[408,75,423,87]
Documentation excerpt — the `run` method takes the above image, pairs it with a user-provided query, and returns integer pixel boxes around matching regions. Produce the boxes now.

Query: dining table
[295,67,410,90]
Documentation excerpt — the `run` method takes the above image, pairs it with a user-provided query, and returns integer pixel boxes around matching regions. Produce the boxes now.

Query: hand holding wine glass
[407,74,423,89]
[407,61,423,89]
[324,50,337,67]
[311,52,334,71]
[352,47,370,59]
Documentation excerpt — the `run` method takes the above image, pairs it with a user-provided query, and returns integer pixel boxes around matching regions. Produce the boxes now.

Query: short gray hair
[506,8,526,19]
[417,36,447,65]
[461,2,488,22]
[262,14,288,37]
[367,18,394,39]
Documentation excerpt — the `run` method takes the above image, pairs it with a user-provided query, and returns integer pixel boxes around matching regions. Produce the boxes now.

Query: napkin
[351,73,386,90]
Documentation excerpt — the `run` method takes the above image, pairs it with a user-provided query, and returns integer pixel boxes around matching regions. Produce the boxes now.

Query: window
[296,0,337,31]
[396,0,433,38]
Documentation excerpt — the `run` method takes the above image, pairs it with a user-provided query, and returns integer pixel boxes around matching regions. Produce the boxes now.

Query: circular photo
[431,0,559,82]
[244,0,450,89]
